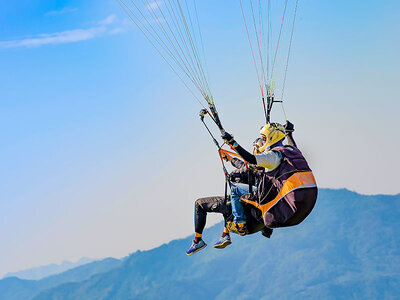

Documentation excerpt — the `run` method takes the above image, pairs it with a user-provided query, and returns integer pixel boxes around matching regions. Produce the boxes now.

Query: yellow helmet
[259,123,286,150]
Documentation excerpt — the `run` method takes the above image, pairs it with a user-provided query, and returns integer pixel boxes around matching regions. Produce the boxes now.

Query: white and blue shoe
[186,239,207,255]
[213,235,232,249]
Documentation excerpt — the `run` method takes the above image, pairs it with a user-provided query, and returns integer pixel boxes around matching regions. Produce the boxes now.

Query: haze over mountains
[3,258,95,280]
[1,189,399,300]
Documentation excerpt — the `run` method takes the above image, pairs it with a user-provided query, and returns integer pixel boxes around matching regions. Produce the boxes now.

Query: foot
[226,221,248,236]
[186,239,207,255]
[213,235,232,249]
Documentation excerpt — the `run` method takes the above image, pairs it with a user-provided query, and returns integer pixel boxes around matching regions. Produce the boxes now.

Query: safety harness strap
[240,171,317,216]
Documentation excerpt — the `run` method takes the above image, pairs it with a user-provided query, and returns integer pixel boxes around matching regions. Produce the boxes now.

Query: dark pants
[194,196,230,234]
[194,196,266,235]
[263,187,318,228]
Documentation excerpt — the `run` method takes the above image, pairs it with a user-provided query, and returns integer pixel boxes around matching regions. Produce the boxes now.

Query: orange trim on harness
[240,171,317,216]
[218,148,242,159]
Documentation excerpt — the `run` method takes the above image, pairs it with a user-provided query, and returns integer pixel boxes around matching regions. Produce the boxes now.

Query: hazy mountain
[33,189,400,300]
[4,257,95,280]
[0,258,121,300]
[1,189,399,300]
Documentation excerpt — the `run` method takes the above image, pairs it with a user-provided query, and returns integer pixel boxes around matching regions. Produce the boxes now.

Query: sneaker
[186,239,207,256]
[226,221,248,236]
[213,235,232,249]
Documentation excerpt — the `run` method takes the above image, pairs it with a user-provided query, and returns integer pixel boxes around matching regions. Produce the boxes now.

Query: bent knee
[195,198,204,207]
[195,197,216,208]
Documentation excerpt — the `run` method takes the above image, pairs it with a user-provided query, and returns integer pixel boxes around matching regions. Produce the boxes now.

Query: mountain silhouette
[1,189,399,300]
[4,257,95,280]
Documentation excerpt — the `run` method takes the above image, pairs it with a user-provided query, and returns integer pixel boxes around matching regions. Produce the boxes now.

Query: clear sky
[1,0,399,277]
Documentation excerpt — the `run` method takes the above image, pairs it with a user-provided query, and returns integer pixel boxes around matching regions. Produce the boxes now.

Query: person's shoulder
[259,149,282,158]
[274,145,298,152]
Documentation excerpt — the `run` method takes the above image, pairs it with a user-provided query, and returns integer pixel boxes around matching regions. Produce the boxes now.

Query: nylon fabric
[240,145,317,228]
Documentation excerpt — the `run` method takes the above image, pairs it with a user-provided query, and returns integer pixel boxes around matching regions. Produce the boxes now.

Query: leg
[213,229,232,249]
[230,183,252,224]
[194,196,229,235]
[187,196,229,255]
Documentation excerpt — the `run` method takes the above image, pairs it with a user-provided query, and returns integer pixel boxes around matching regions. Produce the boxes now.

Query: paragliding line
[266,95,282,124]
[199,109,231,205]
[280,0,299,120]
[262,96,268,123]
[270,0,288,95]
[199,109,220,149]
[240,0,264,96]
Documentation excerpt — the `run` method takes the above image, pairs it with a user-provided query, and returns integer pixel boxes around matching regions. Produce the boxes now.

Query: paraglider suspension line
[266,95,282,124]
[262,96,268,123]
[199,110,230,182]
[200,114,220,149]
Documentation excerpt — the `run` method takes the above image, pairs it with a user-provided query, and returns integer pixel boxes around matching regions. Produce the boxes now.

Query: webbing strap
[218,148,243,160]
[240,171,317,216]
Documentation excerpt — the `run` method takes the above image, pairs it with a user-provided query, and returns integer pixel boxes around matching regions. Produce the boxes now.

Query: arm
[286,132,297,147]
[222,132,281,170]
[232,143,257,165]
[231,157,246,169]
[229,168,249,183]
[230,157,249,183]
[284,120,297,147]
[221,132,257,164]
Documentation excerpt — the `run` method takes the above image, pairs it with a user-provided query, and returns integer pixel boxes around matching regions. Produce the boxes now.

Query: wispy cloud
[98,15,117,26]
[45,7,78,17]
[0,15,120,49]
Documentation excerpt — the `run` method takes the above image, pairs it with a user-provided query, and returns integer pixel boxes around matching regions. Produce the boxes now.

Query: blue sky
[0,0,399,277]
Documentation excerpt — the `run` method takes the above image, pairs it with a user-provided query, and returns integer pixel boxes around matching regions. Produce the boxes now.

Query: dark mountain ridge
[1,189,399,300]
[0,258,121,300]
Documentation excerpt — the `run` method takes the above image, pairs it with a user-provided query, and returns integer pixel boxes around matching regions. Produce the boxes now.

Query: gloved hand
[228,172,239,182]
[221,132,235,144]
[284,120,295,133]
[199,109,208,119]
